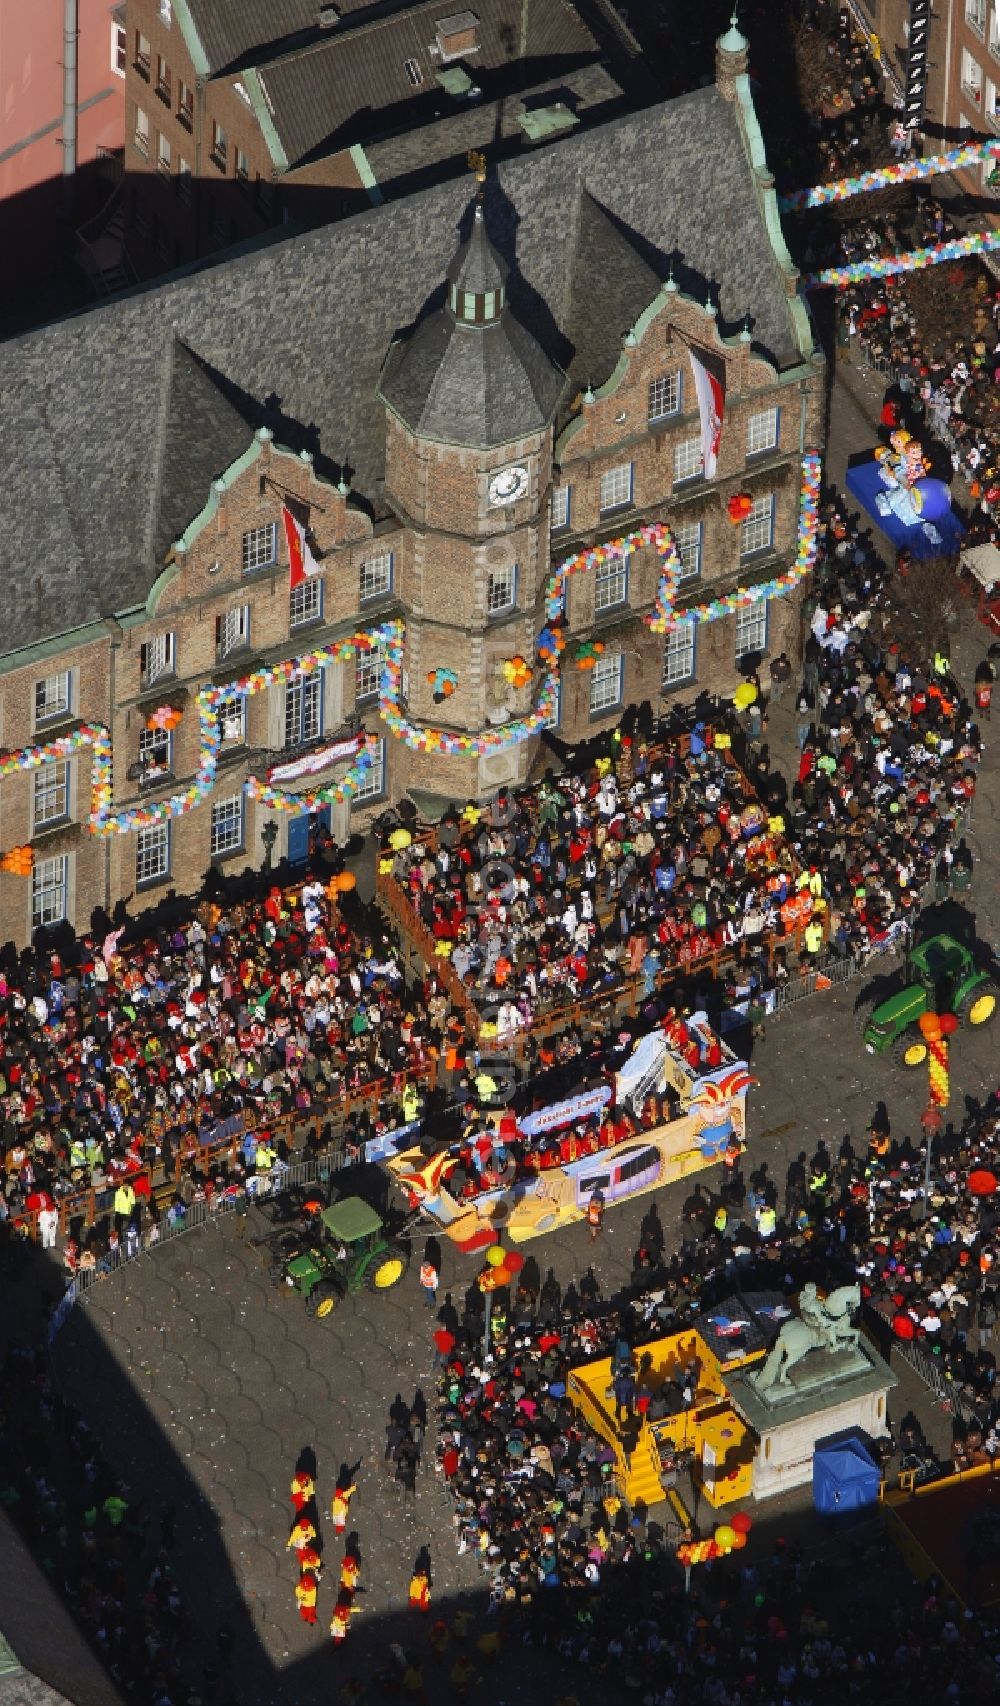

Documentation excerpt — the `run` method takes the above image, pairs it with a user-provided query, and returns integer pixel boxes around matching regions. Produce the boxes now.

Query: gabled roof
[562,190,663,395]
[178,0,325,77]
[251,0,601,170]
[0,89,810,661]
[147,338,258,570]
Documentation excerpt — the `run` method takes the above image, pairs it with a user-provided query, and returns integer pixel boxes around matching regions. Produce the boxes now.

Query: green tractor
[272,1197,410,1318]
[857,932,998,1067]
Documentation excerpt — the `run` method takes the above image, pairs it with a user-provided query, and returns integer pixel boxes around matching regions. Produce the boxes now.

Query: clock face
[488,464,530,506]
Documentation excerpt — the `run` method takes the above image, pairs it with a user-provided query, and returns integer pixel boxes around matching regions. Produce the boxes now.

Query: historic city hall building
[0,24,824,947]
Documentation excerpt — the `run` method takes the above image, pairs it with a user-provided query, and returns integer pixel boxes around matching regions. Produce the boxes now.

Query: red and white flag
[688,347,725,479]
[282,504,320,590]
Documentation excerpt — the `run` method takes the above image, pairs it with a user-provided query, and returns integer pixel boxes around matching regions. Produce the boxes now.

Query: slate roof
[447,202,508,295]
[379,303,565,447]
[0,88,807,660]
[256,0,601,168]
[181,0,325,76]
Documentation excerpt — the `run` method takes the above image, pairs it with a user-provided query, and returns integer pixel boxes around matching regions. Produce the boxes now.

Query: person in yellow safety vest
[804,919,824,956]
[713,1205,728,1236]
[113,1182,136,1222]
[256,1140,276,1172]
[756,1204,777,1239]
[934,650,950,678]
[808,1164,828,1198]
[474,1069,498,1102]
[797,867,823,899]
[402,1082,420,1124]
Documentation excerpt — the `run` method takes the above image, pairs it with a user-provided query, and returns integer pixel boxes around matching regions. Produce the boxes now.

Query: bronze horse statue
[755,1284,861,1391]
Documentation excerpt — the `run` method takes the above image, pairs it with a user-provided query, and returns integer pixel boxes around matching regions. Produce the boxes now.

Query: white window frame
[285,673,323,749]
[157,131,171,175]
[550,484,571,532]
[134,105,150,155]
[673,435,704,484]
[111,20,127,76]
[740,493,775,558]
[594,554,629,613]
[159,0,173,23]
[32,855,69,929]
[34,671,72,727]
[487,563,517,616]
[218,604,250,659]
[211,795,244,858]
[648,371,681,422]
[135,30,151,75]
[589,650,623,717]
[178,156,193,201]
[218,695,246,745]
[178,81,194,128]
[136,823,170,887]
[290,577,323,628]
[242,521,277,573]
[735,603,768,664]
[156,54,171,101]
[355,644,383,703]
[212,119,228,168]
[662,623,696,688]
[991,6,1000,55]
[599,463,633,514]
[353,737,387,804]
[746,407,779,457]
[962,47,984,103]
[968,0,987,38]
[141,631,175,685]
[673,520,703,584]
[360,551,393,603]
[33,760,71,830]
[138,723,172,776]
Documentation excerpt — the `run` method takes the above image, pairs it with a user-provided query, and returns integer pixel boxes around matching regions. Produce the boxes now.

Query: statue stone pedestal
[727,1339,896,1501]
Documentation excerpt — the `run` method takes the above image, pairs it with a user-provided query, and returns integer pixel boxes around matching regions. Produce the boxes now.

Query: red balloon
[731,1511,752,1535]
[968,1169,998,1197]
[892,1312,916,1340]
[939,1012,959,1036]
[505,1250,526,1274]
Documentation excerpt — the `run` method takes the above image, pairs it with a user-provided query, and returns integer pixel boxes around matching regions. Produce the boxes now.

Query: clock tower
[378,194,565,803]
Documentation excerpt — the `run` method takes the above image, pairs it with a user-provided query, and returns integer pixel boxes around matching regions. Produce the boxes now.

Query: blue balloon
[911,478,952,523]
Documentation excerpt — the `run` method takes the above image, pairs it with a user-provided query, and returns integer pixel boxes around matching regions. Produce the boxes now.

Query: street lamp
[260,818,278,872]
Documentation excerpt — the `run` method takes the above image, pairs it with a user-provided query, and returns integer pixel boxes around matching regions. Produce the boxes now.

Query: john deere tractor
[857,933,998,1067]
[268,1197,410,1318]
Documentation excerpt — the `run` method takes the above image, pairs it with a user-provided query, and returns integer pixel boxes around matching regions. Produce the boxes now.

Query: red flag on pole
[282,505,320,589]
[687,347,725,479]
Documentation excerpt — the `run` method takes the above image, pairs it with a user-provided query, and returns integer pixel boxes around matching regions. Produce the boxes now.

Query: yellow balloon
[714,1524,736,1550]
[733,683,757,710]
[486,1244,507,1268]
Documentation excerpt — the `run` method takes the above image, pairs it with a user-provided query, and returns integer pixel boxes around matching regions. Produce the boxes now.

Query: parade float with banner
[383,1020,753,1250]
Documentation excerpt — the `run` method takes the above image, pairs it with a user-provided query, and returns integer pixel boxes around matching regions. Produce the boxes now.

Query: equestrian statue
[754,1284,862,1392]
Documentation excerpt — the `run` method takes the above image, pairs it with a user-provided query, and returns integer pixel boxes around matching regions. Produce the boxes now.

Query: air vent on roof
[435,10,480,60]
[518,103,581,143]
[318,4,340,27]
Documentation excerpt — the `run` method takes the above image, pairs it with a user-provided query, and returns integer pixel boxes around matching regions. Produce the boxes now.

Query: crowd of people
[426,1075,1000,1703]
[0,884,451,1236]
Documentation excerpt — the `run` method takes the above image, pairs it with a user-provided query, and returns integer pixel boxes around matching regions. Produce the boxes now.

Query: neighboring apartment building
[849,0,1000,200]
[0,26,824,950]
[0,0,124,271]
[120,0,644,276]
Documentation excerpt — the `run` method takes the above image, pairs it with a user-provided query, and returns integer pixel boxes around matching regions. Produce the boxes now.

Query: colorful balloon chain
[376,620,560,755]
[647,451,822,635]
[780,140,1000,212]
[803,228,1000,290]
[246,733,382,814]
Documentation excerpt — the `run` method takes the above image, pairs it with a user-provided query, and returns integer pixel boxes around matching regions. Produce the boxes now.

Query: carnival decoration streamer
[648,451,822,636]
[780,140,1000,212]
[803,228,1000,290]
[919,1011,951,1109]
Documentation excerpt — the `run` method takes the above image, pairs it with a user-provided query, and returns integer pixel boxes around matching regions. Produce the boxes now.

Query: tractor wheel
[892,1034,928,1069]
[366,1246,409,1292]
[306,1282,340,1320]
[958,981,999,1027]
[853,999,877,1034]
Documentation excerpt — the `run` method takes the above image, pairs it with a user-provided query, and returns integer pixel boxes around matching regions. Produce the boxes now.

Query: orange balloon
[918,1012,942,1042]
[334,870,357,892]
[729,1530,748,1550]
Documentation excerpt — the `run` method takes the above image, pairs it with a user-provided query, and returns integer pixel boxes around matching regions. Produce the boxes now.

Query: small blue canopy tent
[813,1433,881,1514]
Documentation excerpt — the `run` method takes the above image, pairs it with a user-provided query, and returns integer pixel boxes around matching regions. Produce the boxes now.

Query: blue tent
[812,1433,881,1515]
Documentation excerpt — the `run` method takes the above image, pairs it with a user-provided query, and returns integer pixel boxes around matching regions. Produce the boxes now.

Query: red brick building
[0,25,824,949]
[119,0,643,275]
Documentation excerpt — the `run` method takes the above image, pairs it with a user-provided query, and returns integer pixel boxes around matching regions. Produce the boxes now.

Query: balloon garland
[780,139,1000,212]
[803,228,1000,290]
[648,451,821,635]
[1,461,824,833]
